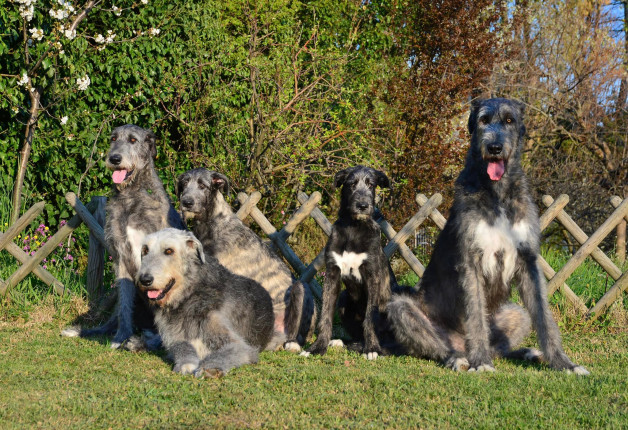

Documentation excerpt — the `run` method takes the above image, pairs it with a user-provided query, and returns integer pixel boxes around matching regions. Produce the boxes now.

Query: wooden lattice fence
[2,191,627,321]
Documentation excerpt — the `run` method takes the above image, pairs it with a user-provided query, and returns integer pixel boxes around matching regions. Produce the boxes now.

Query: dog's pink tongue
[487,160,505,181]
[112,170,128,184]
[147,290,162,299]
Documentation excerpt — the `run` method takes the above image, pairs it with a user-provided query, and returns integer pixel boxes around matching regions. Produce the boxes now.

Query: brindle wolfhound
[137,228,274,377]
[388,98,588,374]
[62,124,185,350]
[176,168,316,352]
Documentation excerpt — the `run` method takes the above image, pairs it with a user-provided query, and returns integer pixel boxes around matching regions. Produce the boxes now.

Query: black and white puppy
[303,166,395,360]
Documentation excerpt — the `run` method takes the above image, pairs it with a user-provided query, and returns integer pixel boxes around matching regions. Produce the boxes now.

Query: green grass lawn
[0,319,625,429]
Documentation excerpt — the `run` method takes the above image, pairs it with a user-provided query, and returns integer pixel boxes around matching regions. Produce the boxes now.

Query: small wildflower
[141,0,149,4]
[94,34,105,44]
[147,28,160,37]
[112,5,122,16]
[60,116,68,125]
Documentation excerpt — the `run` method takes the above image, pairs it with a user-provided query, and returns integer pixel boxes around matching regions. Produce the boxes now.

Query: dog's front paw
[566,365,590,376]
[123,335,146,352]
[445,356,470,372]
[194,367,225,379]
[284,341,302,353]
[328,339,345,348]
[60,326,81,337]
[304,338,329,356]
[468,364,496,373]
[362,351,379,361]
[523,348,543,362]
[173,362,198,375]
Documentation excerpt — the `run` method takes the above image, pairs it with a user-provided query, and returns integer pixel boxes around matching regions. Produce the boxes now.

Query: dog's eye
[111,137,117,141]
[198,183,206,190]
[164,248,174,256]
[130,138,137,143]
[479,115,490,125]
[505,117,513,124]
[141,245,148,256]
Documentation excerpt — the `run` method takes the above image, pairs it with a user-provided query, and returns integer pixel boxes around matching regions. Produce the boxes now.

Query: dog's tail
[60,313,118,338]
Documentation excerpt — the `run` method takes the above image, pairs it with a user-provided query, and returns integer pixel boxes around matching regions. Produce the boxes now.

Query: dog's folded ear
[145,129,157,160]
[468,98,485,136]
[374,170,391,189]
[334,166,359,188]
[210,172,230,194]
[175,173,188,198]
[185,235,206,264]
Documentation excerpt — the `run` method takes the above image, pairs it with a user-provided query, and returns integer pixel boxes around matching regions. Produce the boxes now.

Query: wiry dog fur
[62,124,184,350]
[176,168,316,352]
[304,166,396,360]
[137,229,274,377]
[388,98,589,374]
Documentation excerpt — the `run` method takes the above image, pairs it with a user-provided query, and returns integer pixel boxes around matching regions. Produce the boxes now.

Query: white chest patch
[126,226,145,271]
[471,213,531,284]
[331,251,368,282]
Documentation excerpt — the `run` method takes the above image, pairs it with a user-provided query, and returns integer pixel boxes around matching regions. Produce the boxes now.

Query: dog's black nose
[181,197,194,208]
[139,273,153,287]
[487,143,502,155]
[357,202,369,211]
[109,154,122,165]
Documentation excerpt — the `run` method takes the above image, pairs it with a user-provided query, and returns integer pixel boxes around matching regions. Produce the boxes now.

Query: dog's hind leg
[489,303,541,361]
[111,278,136,349]
[387,295,466,369]
[517,252,588,375]
[194,341,259,378]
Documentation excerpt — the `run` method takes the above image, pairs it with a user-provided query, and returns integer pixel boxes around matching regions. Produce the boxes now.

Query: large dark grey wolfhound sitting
[137,229,274,377]
[177,168,316,352]
[62,124,184,350]
[388,98,588,374]
[303,166,397,360]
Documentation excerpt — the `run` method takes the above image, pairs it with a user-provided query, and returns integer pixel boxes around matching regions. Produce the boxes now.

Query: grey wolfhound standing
[304,166,396,360]
[388,98,588,374]
[176,168,316,352]
[137,229,274,377]
[62,124,185,350]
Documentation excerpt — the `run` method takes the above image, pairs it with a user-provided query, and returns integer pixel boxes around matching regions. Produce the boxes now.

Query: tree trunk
[11,87,41,224]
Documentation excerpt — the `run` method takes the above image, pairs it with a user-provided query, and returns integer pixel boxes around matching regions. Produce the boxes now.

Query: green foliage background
[1,0,505,227]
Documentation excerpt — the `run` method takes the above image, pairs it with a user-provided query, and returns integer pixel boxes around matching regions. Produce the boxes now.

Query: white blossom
[105,30,116,43]
[29,27,44,41]
[141,0,149,4]
[60,116,68,125]
[17,73,29,87]
[112,6,122,16]
[76,74,90,91]
[64,28,76,40]
[147,27,160,37]
[16,0,35,21]
[49,0,75,20]
[94,34,105,44]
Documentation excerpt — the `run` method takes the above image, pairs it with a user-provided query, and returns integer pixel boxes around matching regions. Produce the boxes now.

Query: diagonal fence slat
[543,195,623,280]
[547,198,628,294]
[0,199,99,296]
[383,194,442,258]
